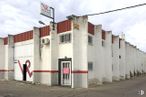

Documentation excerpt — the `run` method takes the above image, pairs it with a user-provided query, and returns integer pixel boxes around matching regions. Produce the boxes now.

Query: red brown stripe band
[33,70,58,73]
[0,69,14,72]
[71,70,88,73]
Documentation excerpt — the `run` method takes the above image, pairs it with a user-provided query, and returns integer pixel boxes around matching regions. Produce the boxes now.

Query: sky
[0,0,146,51]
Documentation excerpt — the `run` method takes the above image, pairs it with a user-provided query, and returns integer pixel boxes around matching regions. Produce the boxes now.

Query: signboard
[73,23,79,30]
[63,68,70,74]
[40,2,55,30]
[40,3,52,18]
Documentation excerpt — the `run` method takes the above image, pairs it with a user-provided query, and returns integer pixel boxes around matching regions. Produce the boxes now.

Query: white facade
[112,36,120,81]
[0,15,146,88]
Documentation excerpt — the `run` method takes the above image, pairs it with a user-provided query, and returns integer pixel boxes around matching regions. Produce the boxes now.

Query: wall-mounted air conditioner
[41,38,50,45]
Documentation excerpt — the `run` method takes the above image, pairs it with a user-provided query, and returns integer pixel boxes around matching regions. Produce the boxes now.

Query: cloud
[125,22,146,51]
[0,0,146,51]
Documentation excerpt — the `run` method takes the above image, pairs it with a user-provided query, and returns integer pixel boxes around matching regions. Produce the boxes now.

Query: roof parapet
[66,14,79,20]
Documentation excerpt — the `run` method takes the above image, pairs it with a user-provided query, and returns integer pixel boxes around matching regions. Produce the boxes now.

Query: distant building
[0,15,146,88]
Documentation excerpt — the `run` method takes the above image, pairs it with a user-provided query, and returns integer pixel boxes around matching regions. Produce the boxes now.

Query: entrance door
[23,64,27,81]
[60,61,71,86]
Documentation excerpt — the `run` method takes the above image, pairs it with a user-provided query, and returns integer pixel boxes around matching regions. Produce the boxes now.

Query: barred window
[88,35,93,45]
[60,33,71,43]
[88,62,93,71]
[60,35,65,43]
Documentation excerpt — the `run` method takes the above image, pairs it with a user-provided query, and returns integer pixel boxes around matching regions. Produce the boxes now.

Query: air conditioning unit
[41,38,50,45]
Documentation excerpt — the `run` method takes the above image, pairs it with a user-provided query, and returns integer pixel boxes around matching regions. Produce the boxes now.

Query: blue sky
[0,0,146,51]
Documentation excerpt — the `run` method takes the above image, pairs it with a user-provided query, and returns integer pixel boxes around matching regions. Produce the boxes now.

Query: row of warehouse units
[0,15,146,88]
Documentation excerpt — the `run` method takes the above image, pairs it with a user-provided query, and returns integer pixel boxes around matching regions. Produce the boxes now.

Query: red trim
[0,69,14,72]
[57,20,71,33]
[40,26,50,37]
[71,70,88,73]
[112,35,114,44]
[18,60,33,77]
[18,60,23,73]
[3,37,8,45]
[88,22,94,35]
[14,30,33,43]
[33,70,58,73]
[25,60,33,77]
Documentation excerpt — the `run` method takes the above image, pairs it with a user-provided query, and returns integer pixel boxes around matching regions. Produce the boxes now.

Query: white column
[112,36,120,81]
[72,16,88,88]
[5,35,14,80]
[103,31,112,82]
[33,27,41,82]
[94,25,104,84]
[50,22,58,85]
[0,38,5,79]
[119,39,126,80]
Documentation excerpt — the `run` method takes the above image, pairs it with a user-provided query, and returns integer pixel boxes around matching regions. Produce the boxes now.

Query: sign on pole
[40,2,55,30]
[40,3,52,18]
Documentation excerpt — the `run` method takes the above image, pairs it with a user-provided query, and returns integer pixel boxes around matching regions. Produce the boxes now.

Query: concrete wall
[125,42,131,79]
[39,35,51,85]
[58,31,73,58]
[5,35,14,80]
[102,31,112,82]
[0,38,5,79]
[94,25,104,85]
[88,34,94,80]
[119,39,126,80]
[33,27,41,83]
[14,39,33,81]
[88,25,104,85]
[112,36,120,81]
[72,16,88,88]
[1,16,146,88]
[50,23,58,85]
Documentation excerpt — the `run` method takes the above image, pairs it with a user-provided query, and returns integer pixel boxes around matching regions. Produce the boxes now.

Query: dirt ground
[0,75,146,97]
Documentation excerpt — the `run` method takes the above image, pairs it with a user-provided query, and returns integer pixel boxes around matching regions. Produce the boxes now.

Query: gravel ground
[0,75,146,97]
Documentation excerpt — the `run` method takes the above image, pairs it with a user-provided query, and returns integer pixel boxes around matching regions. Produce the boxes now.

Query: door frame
[58,58,72,86]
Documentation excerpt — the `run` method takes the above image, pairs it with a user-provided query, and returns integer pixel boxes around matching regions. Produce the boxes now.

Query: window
[88,35,93,45]
[119,39,121,48]
[60,35,65,43]
[119,55,121,59]
[88,62,93,71]
[60,33,71,43]
[65,33,71,42]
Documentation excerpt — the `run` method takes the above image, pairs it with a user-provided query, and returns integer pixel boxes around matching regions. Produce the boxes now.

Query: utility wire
[84,3,146,16]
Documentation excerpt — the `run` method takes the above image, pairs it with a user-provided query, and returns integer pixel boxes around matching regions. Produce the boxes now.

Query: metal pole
[50,7,55,30]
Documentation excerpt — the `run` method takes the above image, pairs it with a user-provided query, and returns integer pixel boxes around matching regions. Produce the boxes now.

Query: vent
[41,38,50,45]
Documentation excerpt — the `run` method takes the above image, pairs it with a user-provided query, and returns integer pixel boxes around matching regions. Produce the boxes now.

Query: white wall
[0,38,5,79]
[72,16,88,88]
[102,31,112,82]
[14,40,33,81]
[4,45,8,79]
[87,25,104,85]
[94,25,105,85]
[125,43,131,79]
[112,36,120,81]
[58,31,73,59]
[1,17,146,88]
[88,34,94,80]
[119,39,126,80]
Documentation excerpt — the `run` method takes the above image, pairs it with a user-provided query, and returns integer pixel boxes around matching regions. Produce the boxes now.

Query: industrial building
[0,15,146,88]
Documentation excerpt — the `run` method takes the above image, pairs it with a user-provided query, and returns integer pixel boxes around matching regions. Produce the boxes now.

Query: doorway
[58,58,72,86]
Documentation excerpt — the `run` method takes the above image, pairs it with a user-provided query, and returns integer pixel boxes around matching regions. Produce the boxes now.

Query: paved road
[0,75,146,97]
